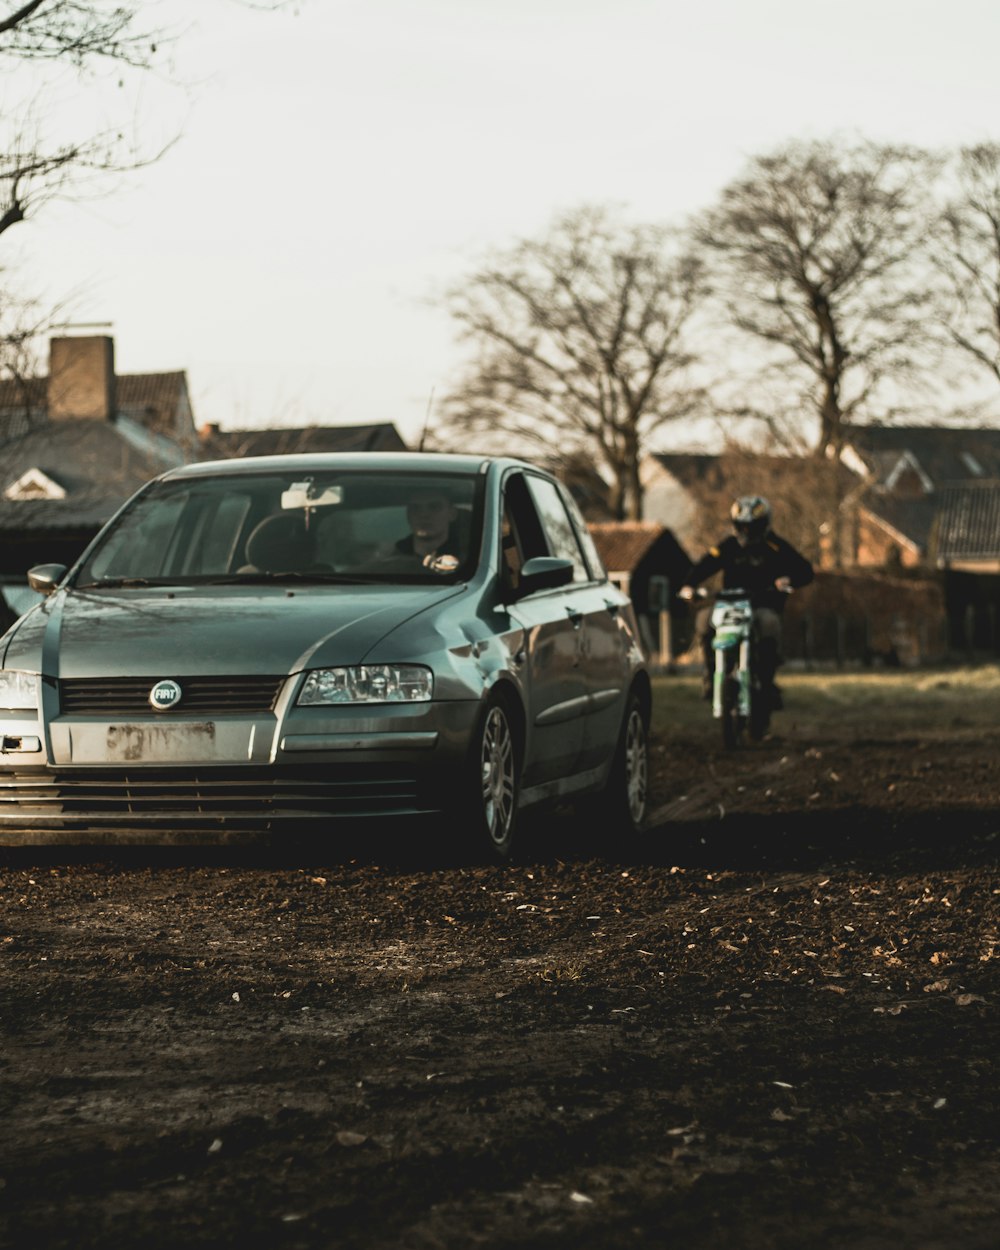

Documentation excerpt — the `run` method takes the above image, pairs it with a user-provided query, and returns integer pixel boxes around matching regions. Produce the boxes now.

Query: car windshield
[75,469,485,587]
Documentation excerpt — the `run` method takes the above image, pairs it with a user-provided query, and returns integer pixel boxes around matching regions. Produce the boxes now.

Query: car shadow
[2,806,997,877]
[523,803,1000,875]
[0,819,453,873]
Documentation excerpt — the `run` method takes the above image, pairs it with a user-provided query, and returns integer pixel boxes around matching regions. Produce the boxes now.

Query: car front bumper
[0,700,480,843]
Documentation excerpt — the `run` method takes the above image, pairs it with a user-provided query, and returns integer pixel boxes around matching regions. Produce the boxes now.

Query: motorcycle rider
[678,496,814,708]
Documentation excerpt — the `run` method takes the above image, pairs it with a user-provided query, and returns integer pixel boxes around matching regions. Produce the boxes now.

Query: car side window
[500,473,548,595]
[500,501,523,592]
[559,485,607,582]
[524,475,589,583]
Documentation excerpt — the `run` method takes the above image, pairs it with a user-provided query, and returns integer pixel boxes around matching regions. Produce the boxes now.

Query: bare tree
[928,143,1000,388]
[0,2,161,66]
[698,139,937,457]
[0,2,286,407]
[0,278,62,432]
[0,3,169,240]
[0,2,287,242]
[432,206,708,520]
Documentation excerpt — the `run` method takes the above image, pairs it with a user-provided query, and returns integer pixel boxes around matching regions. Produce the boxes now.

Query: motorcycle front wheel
[721,674,744,750]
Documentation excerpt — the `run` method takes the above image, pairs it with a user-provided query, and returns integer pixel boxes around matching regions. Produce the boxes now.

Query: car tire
[597,690,649,841]
[456,691,521,864]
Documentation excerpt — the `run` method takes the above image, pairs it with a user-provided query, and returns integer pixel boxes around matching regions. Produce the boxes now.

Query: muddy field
[2,670,999,1249]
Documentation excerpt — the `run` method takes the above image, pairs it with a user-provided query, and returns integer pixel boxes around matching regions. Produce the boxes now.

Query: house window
[3,468,67,501]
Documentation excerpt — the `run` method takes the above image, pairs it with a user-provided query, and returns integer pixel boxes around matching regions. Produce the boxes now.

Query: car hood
[2,583,465,678]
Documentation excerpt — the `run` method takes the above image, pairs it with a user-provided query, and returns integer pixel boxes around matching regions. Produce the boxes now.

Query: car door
[521,475,631,774]
[553,485,635,772]
[502,472,587,787]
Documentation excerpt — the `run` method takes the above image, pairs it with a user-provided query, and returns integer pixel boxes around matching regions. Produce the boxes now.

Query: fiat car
[0,453,650,860]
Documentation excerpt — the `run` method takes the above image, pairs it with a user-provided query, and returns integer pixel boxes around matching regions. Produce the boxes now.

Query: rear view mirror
[281,481,343,511]
[27,564,68,596]
[517,557,574,597]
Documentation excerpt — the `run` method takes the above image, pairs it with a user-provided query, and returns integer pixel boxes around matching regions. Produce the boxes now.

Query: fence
[782,569,948,667]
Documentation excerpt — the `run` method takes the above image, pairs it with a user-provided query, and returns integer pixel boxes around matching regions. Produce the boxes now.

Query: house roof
[0,372,192,442]
[647,452,722,488]
[116,373,191,436]
[588,521,689,574]
[841,426,1000,554]
[0,418,175,531]
[858,491,940,552]
[0,380,41,441]
[933,481,1000,563]
[843,425,1000,488]
[200,423,407,458]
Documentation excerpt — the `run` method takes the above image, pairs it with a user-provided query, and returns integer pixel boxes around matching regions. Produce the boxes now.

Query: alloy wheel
[480,705,515,846]
[623,708,648,824]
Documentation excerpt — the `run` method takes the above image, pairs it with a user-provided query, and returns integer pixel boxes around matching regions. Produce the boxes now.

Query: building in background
[639,425,1000,662]
[0,334,197,615]
[587,521,691,664]
[640,452,720,553]
[197,422,407,458]
[838,425,1000,569]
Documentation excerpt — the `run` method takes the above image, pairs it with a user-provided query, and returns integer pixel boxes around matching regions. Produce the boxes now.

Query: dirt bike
[687,586,786,749]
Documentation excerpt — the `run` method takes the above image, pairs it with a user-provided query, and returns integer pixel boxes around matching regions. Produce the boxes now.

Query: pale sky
[8,0,1000,446]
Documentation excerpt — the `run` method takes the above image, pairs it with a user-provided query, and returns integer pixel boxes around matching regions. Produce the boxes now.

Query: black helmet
[730,495,771,543]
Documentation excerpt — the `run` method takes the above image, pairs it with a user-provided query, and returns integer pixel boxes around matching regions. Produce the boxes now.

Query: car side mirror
[516,556,575,597]
[27,564,68,596]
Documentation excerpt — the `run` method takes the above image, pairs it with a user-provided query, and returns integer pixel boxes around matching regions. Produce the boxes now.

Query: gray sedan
[0,453,650,860]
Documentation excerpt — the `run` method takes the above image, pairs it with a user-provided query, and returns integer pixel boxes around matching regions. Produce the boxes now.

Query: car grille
[0,765,432,836]
[58,676,286,716]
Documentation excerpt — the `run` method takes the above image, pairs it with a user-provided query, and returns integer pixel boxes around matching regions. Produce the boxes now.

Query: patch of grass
[535,963,584,983]
[651,664,1000,739]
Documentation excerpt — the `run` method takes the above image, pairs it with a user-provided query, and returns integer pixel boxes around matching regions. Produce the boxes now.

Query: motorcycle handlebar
[677,582,794,601]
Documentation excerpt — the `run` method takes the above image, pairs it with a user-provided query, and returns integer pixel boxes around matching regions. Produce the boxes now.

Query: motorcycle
[685,586,787,749]
[707,588,771,748]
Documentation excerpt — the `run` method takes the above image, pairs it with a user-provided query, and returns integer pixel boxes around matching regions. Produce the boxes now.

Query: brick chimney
[47,335,116,420]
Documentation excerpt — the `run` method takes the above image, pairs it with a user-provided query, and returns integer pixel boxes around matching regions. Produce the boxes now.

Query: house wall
[640,465,700,547]
[855,512,922,569]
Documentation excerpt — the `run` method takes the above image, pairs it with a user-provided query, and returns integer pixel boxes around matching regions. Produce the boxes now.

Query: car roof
[160,451,541,481]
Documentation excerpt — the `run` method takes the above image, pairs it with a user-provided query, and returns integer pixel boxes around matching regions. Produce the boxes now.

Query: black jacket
[685,531,814,612]
[394,520,465,559]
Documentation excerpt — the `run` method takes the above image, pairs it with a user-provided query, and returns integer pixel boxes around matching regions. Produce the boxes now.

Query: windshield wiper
[205,572,386,585]
[73,577,169,589]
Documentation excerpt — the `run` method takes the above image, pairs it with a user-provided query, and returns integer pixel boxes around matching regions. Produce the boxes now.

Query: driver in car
[393,488,464,570]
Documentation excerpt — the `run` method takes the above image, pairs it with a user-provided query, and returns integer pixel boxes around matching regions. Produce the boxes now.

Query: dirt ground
[2,675,999,1249]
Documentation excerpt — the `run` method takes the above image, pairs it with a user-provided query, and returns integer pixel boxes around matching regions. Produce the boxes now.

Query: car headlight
[297,665,433,705]
[0,670,40,711]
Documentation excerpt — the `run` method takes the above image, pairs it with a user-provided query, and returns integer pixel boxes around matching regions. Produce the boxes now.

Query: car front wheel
[456,693,520,863]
